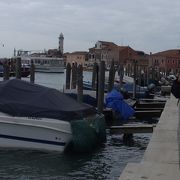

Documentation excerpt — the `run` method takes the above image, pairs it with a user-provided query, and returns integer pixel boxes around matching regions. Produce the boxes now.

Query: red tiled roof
[153,49,180,57]
[118,46,129,51]
[98,41,118,47]
[69,51,88,55]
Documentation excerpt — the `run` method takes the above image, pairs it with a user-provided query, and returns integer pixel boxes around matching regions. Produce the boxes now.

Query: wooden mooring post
[133,60,137,99]
[77,64,83,103]
[97,61,105,113]
[71,63,77,89]
[3,61,10,81]
[118,64,124,88]
[123,133,134,146]
[15,57,21,79]
[108,60,116,92]
[66,63,71,89]
[92,62,98,90]
[91,62,99,106]
[30,60,35,83]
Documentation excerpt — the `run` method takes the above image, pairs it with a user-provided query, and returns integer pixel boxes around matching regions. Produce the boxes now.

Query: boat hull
[35,65,64,73]
[0,115,72,152]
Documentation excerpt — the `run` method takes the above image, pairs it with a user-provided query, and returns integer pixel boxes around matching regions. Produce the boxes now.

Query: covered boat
[0,79,106,152]
[105,89,135,123]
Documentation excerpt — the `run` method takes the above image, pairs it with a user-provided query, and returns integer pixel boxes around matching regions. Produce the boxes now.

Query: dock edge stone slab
[119,95,180,180]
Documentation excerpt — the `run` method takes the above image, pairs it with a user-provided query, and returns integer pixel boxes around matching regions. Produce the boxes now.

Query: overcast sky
[1,0,180,57]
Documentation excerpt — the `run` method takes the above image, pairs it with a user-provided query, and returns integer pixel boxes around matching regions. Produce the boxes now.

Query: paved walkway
[119,95,180,180]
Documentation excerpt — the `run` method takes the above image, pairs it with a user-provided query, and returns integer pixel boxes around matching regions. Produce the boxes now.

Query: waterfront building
[124,49,149,77]
[88,41,119,68]
[149,49,180,76]
[66,51,88,67]
[88,41,148,73]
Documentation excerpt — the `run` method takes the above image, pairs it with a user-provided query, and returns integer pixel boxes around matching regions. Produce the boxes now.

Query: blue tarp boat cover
[0,79,96,121]
[105,89,135,120]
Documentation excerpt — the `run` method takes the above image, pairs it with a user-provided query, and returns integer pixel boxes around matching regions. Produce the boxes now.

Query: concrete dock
[119,95,180,180]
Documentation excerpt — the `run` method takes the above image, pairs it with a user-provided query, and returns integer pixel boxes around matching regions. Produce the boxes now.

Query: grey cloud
[1,0,180,57]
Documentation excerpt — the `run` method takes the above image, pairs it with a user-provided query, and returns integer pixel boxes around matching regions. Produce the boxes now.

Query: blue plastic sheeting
[105,89,135,120]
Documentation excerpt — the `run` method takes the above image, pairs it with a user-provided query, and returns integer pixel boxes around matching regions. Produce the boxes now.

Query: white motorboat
[0,112,72,152]
[0,79,106,153]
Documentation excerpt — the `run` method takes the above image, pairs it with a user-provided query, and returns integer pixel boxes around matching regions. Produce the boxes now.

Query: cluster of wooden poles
[2,58,141,114]
[65,61,122,113]
[2,58,35,83]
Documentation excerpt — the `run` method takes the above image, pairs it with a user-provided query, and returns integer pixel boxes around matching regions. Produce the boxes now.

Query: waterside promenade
[119,95,180,180]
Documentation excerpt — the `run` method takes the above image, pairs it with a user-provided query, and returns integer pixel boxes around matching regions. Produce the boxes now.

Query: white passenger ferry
[15,50,65,73]
[29,56,64,73]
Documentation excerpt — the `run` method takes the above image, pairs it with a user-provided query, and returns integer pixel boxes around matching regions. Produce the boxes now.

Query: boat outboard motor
[147,83,155,93]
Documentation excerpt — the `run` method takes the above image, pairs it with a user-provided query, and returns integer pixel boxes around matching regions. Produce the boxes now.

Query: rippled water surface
[0,72,152,180]
[0,133,151,180]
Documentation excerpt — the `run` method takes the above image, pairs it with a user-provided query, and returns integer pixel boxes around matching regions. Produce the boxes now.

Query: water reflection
[0,132,151,180]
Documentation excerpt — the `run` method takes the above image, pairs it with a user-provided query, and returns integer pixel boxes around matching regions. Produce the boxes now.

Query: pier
[110,124,156,134]
[119,95,180,180]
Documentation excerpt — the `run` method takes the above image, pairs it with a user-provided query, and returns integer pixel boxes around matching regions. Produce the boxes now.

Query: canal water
[0,72,152,180]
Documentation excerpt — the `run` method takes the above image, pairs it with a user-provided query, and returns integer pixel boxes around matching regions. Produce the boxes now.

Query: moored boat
[0,112,72,152]
[0,64,30,78]
[0,79,106,152]
[14,50,65,73]
[28,56,64,73]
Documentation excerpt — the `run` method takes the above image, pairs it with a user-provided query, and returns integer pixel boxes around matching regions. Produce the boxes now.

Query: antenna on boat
[0,43,4,47]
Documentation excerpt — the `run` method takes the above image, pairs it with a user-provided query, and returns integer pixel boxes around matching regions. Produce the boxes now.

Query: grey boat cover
[0,79,96,121]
